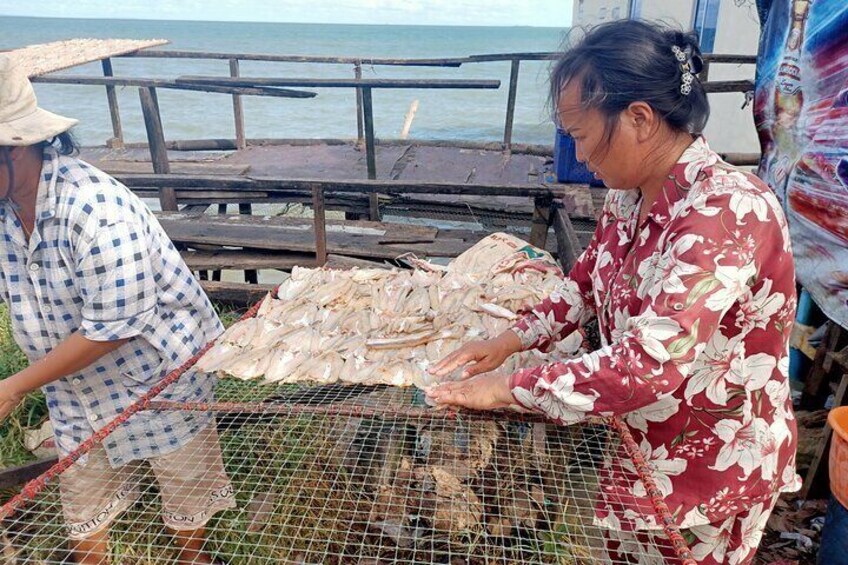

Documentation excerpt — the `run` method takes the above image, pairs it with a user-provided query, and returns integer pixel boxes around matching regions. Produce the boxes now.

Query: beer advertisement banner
[755,0,848,328]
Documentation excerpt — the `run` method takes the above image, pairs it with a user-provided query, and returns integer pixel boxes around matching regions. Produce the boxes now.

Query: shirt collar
[645,136,715,228]
[34,145,60,222]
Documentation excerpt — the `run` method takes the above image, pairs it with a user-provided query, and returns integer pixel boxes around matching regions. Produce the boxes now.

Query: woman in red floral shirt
[427,20,799,565]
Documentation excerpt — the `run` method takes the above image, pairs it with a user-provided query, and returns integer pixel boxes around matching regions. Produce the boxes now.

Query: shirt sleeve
[508,187,781,424]
[72,206,159,342]
[509,204,608,352]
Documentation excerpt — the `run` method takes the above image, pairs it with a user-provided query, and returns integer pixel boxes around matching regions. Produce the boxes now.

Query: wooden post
[312,184,328,266]
[800,366,848,500]
[361,86,381,220]
[230,58,246,150]
[503,59,521,149]
[551,203,582,272]
[362,87,377,180]
[101,58,124,148]
[354,61,365,146]
[529,195,552,249]
[212,204,227,282]
[138,87,177,211]
[239,203,258,284]
[802,322,845,409]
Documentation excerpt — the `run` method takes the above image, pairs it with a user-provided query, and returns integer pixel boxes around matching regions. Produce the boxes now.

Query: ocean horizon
[0,16,569,147]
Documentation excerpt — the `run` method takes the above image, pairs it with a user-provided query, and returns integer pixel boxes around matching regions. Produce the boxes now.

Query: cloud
[1,0,571,27]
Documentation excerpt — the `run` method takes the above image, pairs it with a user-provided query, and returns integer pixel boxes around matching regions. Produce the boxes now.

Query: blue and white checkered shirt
[0,146,224,467]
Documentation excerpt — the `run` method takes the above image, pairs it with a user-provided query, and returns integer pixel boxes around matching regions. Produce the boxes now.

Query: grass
[0,304,47,470]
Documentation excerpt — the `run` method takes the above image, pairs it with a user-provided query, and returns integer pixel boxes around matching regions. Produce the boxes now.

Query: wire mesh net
[1,233,694,564]
[2,393,692,564]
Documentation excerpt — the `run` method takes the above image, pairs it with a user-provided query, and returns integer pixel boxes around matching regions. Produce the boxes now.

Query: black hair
[549,20,710,141]
[40,130,80,156]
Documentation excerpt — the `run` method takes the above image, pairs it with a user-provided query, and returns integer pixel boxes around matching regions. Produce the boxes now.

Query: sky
[0,0,573,27]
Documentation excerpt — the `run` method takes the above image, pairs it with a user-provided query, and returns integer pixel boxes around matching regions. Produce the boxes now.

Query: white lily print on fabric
[622,438,688,498]
[684,332,745,405]
[688,515,734,562]
[727,499,774,565]
[508,137,798,547]
[736,279,786,332]
[711,418,773,479]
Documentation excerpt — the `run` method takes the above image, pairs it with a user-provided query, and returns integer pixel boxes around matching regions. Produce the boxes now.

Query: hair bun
[690,53,705,74]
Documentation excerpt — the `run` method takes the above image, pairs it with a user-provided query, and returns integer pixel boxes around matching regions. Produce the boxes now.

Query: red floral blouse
[510,137,800,530]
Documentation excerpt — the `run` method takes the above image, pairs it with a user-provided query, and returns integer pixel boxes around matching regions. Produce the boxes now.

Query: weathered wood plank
[123,49,467,67]
[101,58,123,147]
[178,76,501,89]
[182,249,316,271]
[552,204,583,272]
[200,281,276,305]
[32,75,317,98]
[0,457,58,490]
[138,87,177,211]
[802,322,844,409]
[117,173,566,198]
[325,254,391,270]
[10,38,168,77]
[96,161,250,176]
[155,212,438,243]
[159,217,474,260]
[312,185,328,266]
[529,195,552,249]
[503,59,520,147]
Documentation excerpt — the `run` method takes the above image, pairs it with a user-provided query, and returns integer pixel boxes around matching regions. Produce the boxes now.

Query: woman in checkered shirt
[0,56,234,564]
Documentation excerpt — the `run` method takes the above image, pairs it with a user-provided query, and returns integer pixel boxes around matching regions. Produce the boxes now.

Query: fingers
[429,347,475,377]
[425,381,472,408]
[462,358,497,379]
[0,401,16,422]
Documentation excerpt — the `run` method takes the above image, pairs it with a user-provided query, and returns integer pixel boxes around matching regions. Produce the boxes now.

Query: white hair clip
[672,45,696,96]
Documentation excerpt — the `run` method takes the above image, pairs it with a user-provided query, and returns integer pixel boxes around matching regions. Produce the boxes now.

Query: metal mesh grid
[2,389,692,564]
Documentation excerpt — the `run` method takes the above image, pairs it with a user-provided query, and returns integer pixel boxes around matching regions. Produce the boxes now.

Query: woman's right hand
[0,378,25,422]
[428,330,523,380]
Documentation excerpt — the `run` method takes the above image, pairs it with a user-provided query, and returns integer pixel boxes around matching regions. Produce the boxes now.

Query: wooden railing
[33,50,758,155]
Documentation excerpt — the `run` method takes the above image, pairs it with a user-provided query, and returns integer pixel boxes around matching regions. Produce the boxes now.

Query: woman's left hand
[425,370,515,411]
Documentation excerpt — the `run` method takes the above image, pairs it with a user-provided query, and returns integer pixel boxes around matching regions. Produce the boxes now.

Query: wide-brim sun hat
[0,54,78,146]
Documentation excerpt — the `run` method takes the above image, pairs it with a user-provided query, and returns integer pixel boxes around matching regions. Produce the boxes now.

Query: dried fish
[203,233,570,388]
[479,302,518,320]
[366,330,438,351]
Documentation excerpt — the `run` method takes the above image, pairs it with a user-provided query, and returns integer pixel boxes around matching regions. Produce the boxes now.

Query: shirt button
[72,377,82,386]
[29,263,41,272]
[42,305,52,313]
[89,414,99,422]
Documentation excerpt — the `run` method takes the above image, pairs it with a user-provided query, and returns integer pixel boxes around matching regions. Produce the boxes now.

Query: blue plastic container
[553,128,605,187]
[789,289,823,382]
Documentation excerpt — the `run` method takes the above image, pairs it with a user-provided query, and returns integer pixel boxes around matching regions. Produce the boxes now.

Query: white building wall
[636,0,695,27]
[701,2,762,154]
[570,0,762,155]
[572,0,632,28]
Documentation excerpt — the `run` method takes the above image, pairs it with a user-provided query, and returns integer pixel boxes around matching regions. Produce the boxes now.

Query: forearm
[4,332,128,395]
